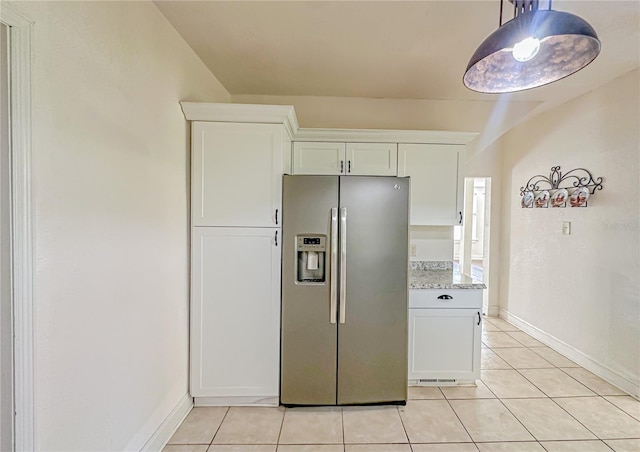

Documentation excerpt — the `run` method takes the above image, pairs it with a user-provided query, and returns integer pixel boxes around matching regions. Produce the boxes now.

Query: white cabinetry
[293,142,397,176]
[182,103,296,406]
[408,289,482,383]
[191,121,287,227]
[398,144,464,225]
[191,227,280,404]
[345,143,397,176]
[292,142,345,175]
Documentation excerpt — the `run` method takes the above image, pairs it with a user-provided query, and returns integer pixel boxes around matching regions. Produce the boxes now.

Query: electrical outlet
[562,221,571,235]
[410,244,417,257]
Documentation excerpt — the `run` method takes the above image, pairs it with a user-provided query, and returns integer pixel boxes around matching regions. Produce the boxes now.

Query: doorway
[454,177,492,314]
[0,21,13,452]
[0,6,35,449]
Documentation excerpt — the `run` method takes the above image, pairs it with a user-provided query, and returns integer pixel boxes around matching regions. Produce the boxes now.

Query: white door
[409,308,481,381]
[292,142,346,175]
[191,227,281,398]
[191,122,284,227]
[345,143,397,176]
[398,144,464,225]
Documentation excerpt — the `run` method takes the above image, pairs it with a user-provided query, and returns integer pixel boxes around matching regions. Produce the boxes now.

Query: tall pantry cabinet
[182,103,296,406]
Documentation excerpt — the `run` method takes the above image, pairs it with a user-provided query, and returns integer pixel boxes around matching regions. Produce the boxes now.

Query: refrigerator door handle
[330,208,338,324]
[339,207,347,324]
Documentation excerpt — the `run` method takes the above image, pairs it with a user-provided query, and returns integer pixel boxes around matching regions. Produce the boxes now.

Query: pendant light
[463,0,601,93]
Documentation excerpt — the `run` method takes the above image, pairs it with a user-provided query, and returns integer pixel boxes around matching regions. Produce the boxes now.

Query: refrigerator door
[337,176,409,405]
[281,175,339,405]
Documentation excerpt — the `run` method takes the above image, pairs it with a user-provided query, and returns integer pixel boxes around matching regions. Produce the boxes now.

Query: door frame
[0,4,34,451]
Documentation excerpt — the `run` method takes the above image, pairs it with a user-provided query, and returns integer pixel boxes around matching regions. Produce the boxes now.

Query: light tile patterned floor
[165,317,640,452]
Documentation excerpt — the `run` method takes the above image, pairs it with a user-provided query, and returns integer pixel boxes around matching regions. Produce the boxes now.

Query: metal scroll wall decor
[520,166,604,208]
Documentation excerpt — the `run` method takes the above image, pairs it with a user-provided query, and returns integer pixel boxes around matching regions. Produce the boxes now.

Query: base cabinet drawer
[409,288,482,309]
[408,308,481,381]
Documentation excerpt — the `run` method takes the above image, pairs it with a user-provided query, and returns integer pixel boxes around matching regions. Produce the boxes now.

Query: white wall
[232,94,540,134]
[466,141,503,316]
[6,1,229,450]
[410,226,453,262]
[499,68,640,397]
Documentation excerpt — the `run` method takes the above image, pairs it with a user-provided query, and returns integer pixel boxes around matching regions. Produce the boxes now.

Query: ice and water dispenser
[296,235,326,283]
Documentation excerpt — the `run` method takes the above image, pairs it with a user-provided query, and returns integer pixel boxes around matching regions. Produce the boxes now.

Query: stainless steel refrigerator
[280,175,409,406]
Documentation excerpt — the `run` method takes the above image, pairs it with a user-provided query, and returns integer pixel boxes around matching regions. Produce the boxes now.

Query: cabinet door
[292,142,346,175]
[192,122,284,227]
[398,144,464,225]
[408,308,481,381]
[191,227,281,398]
[345,143,398,176]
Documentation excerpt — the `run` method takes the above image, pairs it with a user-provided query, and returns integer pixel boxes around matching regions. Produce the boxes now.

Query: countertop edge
[409,283,487,290]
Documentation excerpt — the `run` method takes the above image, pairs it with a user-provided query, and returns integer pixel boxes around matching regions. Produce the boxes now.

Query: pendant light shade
[463,8,601,93]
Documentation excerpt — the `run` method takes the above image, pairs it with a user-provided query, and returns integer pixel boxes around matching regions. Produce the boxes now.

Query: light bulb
[512,37,541,62]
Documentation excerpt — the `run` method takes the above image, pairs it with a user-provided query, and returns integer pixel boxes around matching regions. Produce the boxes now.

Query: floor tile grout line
[515,366,596,398]
[275,405,287,446]
[174,317,636,449]
[601,395,640,422]
[493,390,544,442]
[510,364,606,439]
[442,394,476,444]
[209,406,230,446]
[497,331,529,347]
[341,407,345,448]
[556,367,616,396]
[513,366,563,399]
[517,367,604,442]
[484,317,628,447]
[551,394,636,445]
[395,403,412,447]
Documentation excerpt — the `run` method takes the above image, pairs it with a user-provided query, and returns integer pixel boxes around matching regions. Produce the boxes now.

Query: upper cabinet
[346,143,398,176]
[191,121,289,227]
[292,142,345,175]
[293,142,397,176]
[398,144,465,226]
[182,102,477,228]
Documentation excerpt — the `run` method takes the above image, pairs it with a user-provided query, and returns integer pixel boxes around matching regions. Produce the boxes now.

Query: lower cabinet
[191,227,281,405]
[408,291,482,382]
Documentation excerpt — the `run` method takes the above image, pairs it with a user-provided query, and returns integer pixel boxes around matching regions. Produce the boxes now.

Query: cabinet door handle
[340,160,344,173]
[437,295,453,300]
[459,211,463,224]
[348,160,351,173]
[275,230,278,247]
[275,209,278,225]
[477,311,481,325]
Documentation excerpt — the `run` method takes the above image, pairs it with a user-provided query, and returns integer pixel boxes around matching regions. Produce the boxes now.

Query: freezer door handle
[330,207,338,324]
[339,207,347,324]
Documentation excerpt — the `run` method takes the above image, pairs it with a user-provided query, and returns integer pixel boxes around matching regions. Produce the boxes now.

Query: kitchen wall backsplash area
[409,225,454,261]
[410,260,453,270]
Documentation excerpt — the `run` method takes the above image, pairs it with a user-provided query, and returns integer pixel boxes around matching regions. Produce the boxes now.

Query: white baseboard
[138,393,193,452]
[409,379,476,387]
[500,308,640,399]
[194,395,279,407]
[484,305,500,317]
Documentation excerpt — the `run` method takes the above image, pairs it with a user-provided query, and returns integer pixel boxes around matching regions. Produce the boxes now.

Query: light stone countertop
[409,261,486,290]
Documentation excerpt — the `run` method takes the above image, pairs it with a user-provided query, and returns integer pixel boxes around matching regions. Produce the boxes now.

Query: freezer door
[281,175,339,405]
[337,176,409,405]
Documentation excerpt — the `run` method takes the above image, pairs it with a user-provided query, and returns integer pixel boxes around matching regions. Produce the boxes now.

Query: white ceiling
[155,0,639,131]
